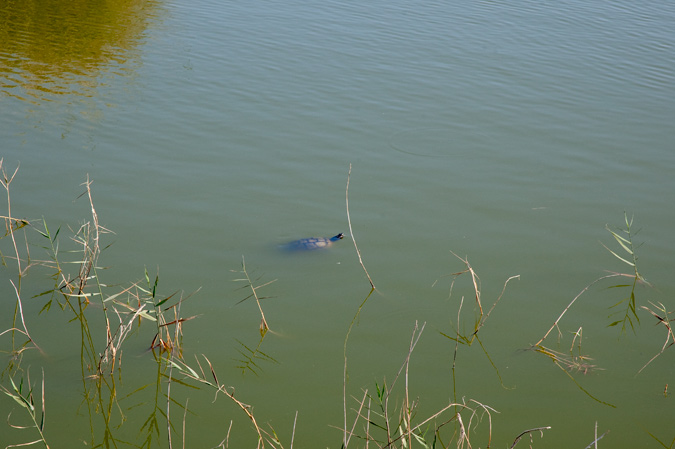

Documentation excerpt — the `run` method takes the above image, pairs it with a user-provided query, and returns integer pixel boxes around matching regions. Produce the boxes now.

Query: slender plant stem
[510,426,552,449]
[534,273,619,347]
[346,164,375,289]
[1,160,23,277]
[343,288,374,448]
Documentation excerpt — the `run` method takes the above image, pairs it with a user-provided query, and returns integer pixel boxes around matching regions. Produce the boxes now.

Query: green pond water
[1,0,674,447]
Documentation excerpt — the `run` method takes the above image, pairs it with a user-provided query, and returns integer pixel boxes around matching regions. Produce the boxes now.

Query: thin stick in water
[345,164,375,289]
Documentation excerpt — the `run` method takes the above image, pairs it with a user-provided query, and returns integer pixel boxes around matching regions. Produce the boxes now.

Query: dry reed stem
[443,255,516,393]
[365,396,371,449]
[637,301,675,374]
[55,175,121,377]
[166,296,184,449]
[226,421,234,448]
[290,410,298,449]
[170,354,267,448]
[69,175,112,301]
[583,422,609,449]
[0,160,24,277]
[77,176,98,295]
[342,287,375,448]
[402,321,425,449]
[341,320,473,449]
[152,287,199,356]
[234,256,275,335]
[6,280,43,355]
[40,369,47,447]
[102,304,145,372]
[346,164,375,289]
[509,426,551,449]
[481,274,520,331]
[466,399,497,448]
[451,296,464,401]
[529,219,651,403]
[452,251,483,315]
[447,251,519,340]
[343,389,369,448]
[338,392,464,448]
[182,398,189,449]
[0,162,45,357]
[535,345,599,375]
[533,273,621,348]
[382,321,425,447]
[401,402,463,445]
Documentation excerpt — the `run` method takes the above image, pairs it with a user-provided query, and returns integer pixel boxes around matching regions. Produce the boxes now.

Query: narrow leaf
[610,232,633,255]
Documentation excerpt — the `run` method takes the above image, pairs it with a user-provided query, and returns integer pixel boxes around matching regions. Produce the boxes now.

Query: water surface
[1,0,674,447]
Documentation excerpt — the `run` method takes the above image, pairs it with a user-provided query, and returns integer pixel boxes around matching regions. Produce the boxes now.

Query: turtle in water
[286,233,344,251]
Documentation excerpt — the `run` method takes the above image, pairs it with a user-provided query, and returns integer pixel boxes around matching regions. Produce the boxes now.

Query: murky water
[2,0,674,447]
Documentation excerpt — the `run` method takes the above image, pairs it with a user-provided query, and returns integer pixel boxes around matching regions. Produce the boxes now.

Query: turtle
[286,233,344,251]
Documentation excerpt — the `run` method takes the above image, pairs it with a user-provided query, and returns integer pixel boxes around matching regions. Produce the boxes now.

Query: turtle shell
[287,233,344,251]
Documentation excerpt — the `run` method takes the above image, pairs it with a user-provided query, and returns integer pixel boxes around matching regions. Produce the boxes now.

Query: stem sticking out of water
[346,164,375,289]
[232,256,276,336]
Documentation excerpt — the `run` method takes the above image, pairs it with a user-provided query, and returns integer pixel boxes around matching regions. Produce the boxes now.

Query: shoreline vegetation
[1,160,673,448]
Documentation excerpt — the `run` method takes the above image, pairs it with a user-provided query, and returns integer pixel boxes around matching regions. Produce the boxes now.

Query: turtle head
[331,233,344,241]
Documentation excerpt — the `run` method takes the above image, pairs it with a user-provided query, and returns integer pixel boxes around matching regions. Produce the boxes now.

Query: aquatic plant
[1,162,673,448]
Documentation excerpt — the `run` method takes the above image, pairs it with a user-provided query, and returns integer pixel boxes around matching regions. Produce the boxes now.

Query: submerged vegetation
[1,160,674,448]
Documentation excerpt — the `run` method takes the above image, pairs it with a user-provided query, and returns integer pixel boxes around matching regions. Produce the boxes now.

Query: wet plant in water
[2,163,673,448]
[168,354,295,449]
[232,256,277,336]
[341,321,552,449]
[0,167,194,448]
[1,161,43,371]
[536,327,600,375]
[530,213,659,406]
[436,252,519,394]
[0,368,48,449]
[638,300,675,374]
[342,321,466,449]
[234,338,279,376]
[231,258,279,376]
[345,163,375,290]
[602,212,648,333]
